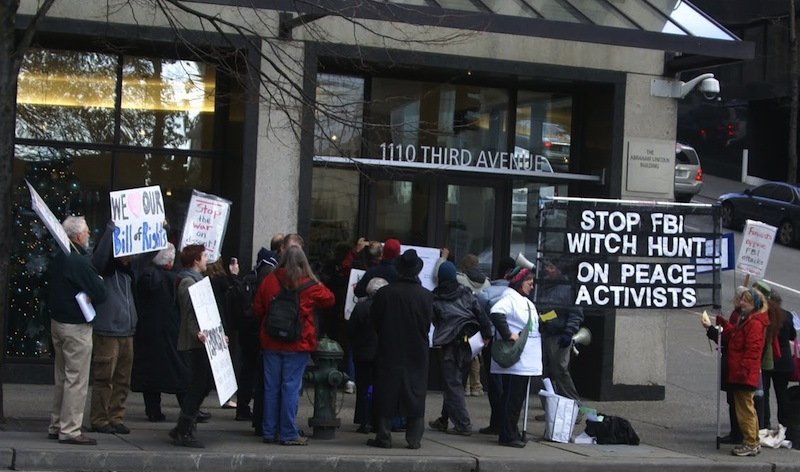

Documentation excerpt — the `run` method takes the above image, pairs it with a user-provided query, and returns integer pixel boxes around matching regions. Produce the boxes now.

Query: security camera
[698,77,720,100]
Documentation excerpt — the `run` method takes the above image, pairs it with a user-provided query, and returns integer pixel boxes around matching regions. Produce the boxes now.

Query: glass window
[569,0,636,29]
[310,167,361,267]
[510,182,568,260]
[752,184,776,199]
[120,57,216,150]
[368,79,508,168]
[444,184,495,275]
[771,185,793,204]
[515,92,573,173]
[315,74,365,157]
[16,49,118,144]
[374,180,431,246]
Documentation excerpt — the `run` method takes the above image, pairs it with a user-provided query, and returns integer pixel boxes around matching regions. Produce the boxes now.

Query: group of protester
[702,280,798,457]
[46,217,585,450]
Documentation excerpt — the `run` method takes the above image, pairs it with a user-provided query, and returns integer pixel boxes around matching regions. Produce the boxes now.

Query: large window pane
[510,182,568,261]
[368,79,508,167]
[515,92,573,172]
[315,74,365,157]
[16,49,118,144]
[444,184,495,275]
[9,145,112,358]
[310,167,361,266]
[374,180,431,246]
[121,57,216,150]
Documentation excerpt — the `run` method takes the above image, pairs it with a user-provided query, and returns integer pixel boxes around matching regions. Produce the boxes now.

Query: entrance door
[369,173,500,275]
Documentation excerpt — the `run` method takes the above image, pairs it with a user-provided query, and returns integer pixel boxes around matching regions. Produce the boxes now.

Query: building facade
[7,0,752,399]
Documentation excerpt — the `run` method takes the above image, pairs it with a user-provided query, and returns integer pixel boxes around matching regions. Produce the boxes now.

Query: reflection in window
[368,79,508,167]
[16,49,118,144]
[375,180,430,246]
[120,58,216,150]
[310,167,360,267]
[314,74,365,157]
[510,182,568,261]
[515,92,573,173]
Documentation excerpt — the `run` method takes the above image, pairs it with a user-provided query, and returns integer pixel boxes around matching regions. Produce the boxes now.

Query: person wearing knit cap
[703,285,750,445]
[454,254,490,398]
[427,262,493,436]
[353,238,402,298]
[533,259,584,423]
[475,257,516,435]
[488,266,542,448]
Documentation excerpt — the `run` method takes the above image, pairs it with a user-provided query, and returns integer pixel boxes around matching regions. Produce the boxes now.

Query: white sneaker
[344,381,355,394]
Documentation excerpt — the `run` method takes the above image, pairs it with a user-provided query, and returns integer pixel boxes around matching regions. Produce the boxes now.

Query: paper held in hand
[75,292,96,322]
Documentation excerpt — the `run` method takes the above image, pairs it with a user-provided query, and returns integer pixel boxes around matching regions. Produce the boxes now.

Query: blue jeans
[262,350,308,441]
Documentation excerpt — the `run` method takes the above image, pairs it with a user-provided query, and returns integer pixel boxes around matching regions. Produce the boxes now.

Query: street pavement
[4,174,800,472]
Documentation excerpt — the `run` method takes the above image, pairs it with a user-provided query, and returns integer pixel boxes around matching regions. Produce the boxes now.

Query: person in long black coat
[130,243,189,421]
[368,249,433,449]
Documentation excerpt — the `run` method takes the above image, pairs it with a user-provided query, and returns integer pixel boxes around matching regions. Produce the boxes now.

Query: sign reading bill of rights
[109,185,168,257]
[536,198,722,309]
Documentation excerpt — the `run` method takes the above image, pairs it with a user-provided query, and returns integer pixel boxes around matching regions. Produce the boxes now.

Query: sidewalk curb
[10,450,478,472]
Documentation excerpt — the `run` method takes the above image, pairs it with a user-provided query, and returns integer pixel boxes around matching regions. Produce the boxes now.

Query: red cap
[382,238,401,260]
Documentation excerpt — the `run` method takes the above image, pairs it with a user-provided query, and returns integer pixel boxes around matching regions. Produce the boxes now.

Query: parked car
[718,181,800,246]
[674,142,703,202]
[542,122,570,173]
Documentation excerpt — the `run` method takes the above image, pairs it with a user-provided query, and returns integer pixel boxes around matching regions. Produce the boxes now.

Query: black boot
[172,412,204,448]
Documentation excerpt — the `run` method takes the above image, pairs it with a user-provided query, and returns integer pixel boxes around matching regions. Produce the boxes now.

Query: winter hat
[382,238,401,261]
[507,266,532,290]
[438,261,457,283]
[366,277,389,297]
[395,249,423,277]
[752,280,771,299]
[497,257,516,280]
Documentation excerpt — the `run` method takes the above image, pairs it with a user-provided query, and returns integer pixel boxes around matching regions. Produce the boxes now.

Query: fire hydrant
[305,336,349,439]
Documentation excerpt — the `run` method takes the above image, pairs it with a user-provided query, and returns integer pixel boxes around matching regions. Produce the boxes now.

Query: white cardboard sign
[179,190,231,263]
[26,180,71,255]
[188,277,238,405]
[108,185,168,257]
[735,220,777,278]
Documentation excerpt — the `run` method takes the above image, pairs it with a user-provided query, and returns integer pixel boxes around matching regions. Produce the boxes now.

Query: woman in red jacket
[717,288,768,457]
[253,246,335,445]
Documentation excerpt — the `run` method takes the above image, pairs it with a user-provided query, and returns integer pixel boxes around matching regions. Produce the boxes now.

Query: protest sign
[344,269,365,321]
[735,220,777,278]
[109,185,168,257]
[26,180,71,255]
[537,198,722,309]
[401,245,440,291]
[188,277,237,406]
[179,190,231,263]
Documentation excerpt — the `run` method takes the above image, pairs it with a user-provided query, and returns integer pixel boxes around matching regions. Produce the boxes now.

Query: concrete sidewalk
[3,307,800,472]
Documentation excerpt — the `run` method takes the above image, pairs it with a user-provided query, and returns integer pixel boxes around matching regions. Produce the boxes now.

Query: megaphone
[571,327,592,356]
[515,252,535,270]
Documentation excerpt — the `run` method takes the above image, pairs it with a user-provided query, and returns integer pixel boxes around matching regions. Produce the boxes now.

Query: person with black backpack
[253,245,335,446]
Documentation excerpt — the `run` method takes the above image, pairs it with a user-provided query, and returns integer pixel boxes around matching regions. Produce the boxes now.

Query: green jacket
[47,246,108,324]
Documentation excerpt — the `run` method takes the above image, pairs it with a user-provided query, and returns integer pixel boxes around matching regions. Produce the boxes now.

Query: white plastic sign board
[343,269,365,321]
[188,277,237,405]
[735,220,777,278]
[108,185,168,257]
[26,180,70,255]
[179,190,231,263]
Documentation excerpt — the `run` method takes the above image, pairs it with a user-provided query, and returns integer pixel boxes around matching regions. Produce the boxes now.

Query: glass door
[441,183,497,276]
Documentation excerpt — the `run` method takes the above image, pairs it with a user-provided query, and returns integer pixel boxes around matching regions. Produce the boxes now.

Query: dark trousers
[179,348,213,422]
[439,343,472,431]
[374,416,424,448]
[763,370,792,428]
[236,336,260,414]
[482,341,504,430]
[353,360,374,427]
[142,391,185,416]
[499,374,532,443]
